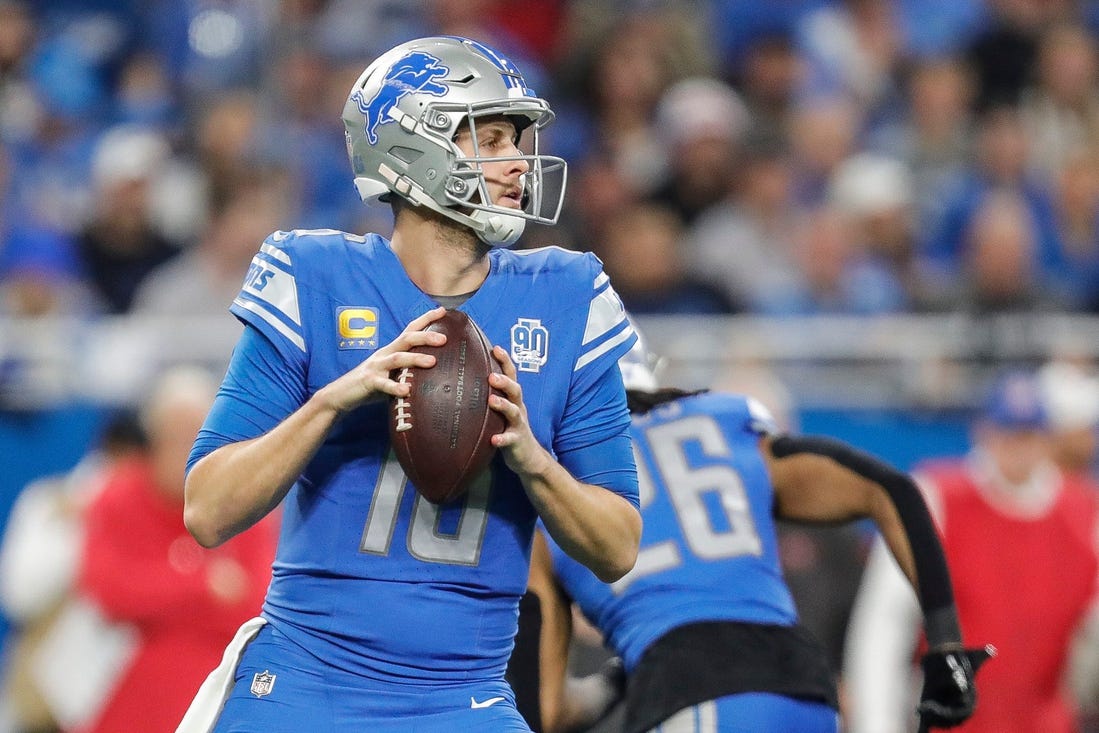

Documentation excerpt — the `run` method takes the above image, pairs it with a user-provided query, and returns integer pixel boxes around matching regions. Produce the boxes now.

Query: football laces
[394,368,414,432]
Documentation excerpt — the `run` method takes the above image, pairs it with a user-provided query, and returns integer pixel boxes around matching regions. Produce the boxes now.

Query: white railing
[3,313,1099,410]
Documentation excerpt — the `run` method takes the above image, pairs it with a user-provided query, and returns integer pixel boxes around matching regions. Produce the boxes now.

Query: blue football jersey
[202,229,637,682]
[549,392,799,671]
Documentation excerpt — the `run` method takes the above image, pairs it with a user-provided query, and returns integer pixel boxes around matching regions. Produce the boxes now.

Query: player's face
[453,116,529,211]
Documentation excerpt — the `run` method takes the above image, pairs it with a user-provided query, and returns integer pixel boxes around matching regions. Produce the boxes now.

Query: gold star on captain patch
[339,340,347,348]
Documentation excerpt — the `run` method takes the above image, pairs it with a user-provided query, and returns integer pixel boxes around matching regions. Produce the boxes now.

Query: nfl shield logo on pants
[250,670,276,698]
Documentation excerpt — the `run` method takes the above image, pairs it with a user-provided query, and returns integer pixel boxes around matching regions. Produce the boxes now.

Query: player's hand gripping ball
[389,310,505,503]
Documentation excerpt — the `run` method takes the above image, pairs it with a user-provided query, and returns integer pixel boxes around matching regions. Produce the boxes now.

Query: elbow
[183,494,229,549]
[594,556,634,584]
[183,466,234,548]
[184,506,225,549]
[593,511,642,584]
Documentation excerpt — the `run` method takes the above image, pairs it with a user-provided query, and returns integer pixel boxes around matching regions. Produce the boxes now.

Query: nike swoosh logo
[470,696,506,709]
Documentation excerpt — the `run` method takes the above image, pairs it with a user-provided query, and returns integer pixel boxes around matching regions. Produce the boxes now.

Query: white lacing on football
[394,367,413,432]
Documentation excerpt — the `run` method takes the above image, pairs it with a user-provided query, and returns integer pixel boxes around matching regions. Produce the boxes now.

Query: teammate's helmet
[618,317,660,392]
[342,36,567,247]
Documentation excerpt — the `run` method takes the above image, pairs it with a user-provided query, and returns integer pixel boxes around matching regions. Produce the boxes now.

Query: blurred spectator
[827,152,929,310]
[696,198,904,316]
[786,204,906,315]
[76,365,277,733]
[143,0,274,102]
[958,189,1050,314]
[1048,146,1099,310]
[551,7,709,188]
[788,93,863,206]
[0,224,89,317]
[553,149,639,252]
[921,105,1062,292]
[1019,22,1099,181]
[0,410,146,733]
[647,76,750,226]
[5,35,105,236]
[965,0,1062,112]
[309,0,430,64]
[730,30,804,142]
[112,51,178,133]
[795,0,907,135]
[710,0,827,75]
[844,369,1099,733]
[0,0,38,146]
[594,202,735,315]
[868,55,976,242]
[0,189,96,408]
[131,173,292,317]
[893,0,988,60]
[1039,358,1099,479]
[77,125,179,314]
[685,133,804,311]
[191,90,261,211]
[257,42,357,232]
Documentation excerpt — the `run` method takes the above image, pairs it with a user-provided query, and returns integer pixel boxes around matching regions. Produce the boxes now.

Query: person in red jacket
[845,368,1099,733]
[76,366,277,733]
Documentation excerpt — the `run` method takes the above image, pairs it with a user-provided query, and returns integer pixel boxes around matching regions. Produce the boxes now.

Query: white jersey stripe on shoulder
[510,244,571,257]
[259,242,291,265]
[583,286,627,345]
[233,297,307,352]
[575,322,634,372]
[594,271,609,290]
[242,258,301,327]
[291,227,346,238]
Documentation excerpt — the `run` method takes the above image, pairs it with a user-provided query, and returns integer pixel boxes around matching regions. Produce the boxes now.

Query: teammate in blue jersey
[524,335,993,733]
[174,36,641,733]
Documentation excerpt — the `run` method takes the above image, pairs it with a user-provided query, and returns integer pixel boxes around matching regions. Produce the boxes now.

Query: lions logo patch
[352,51,450,145]
[510,318,549,373]
[250,670,276,698]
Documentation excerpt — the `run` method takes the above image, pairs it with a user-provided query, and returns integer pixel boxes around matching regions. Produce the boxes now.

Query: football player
[175,36,641,733]
[524,333,992,732]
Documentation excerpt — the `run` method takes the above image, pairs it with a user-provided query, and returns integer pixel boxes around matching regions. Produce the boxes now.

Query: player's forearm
[868,480,961,647]
[185,388,343,547]
[770,435,960,644]
[522,451,640,583]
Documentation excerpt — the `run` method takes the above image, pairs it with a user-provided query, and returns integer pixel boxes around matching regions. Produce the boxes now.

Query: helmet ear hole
[390,147,424,164]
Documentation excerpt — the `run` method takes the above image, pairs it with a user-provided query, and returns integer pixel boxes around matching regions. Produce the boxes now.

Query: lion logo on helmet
[352,51,450,145]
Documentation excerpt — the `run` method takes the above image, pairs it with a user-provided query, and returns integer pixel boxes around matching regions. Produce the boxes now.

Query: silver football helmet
[342,36,567,247]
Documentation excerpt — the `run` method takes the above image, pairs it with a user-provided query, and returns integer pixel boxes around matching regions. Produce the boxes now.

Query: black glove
[916,644,995,731]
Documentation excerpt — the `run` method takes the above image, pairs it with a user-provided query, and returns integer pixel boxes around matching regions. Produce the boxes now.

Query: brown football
[389,310,505,504]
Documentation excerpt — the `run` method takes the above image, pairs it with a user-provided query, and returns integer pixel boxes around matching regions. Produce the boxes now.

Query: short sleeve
[571,261,638,388]
[230,231,308,361]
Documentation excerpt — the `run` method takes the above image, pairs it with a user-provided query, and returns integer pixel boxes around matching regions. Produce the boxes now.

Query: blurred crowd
[5,0,1099,323]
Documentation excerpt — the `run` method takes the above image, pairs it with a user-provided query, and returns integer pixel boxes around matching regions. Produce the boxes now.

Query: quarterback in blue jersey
[525,337,992,733]
[175,37,641,733]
